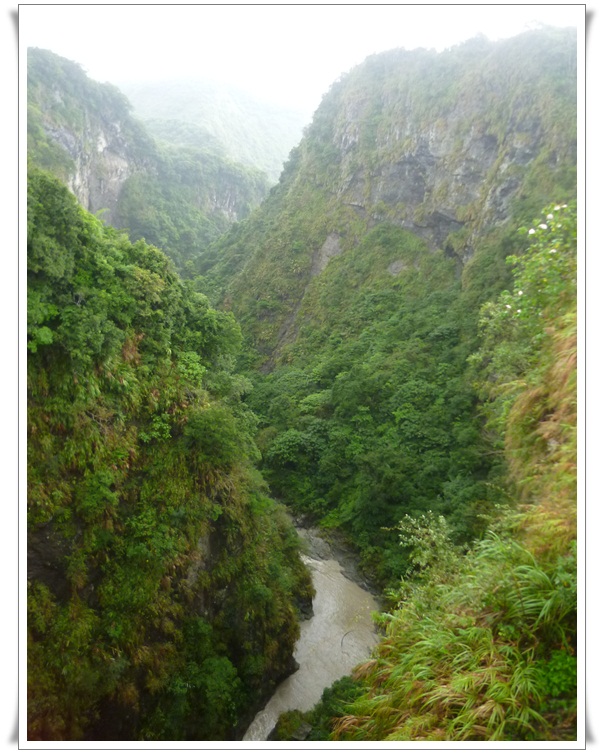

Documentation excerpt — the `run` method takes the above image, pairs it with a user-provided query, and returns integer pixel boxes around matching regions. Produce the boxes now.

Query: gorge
[243,527,379,741]
[27,26,578,743]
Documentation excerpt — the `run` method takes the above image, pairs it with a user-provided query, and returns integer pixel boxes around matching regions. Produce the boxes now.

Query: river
[243,527,380,741]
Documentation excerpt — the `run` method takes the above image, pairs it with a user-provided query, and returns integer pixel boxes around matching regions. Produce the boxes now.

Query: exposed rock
[27,523,72,603]
[27,47,269,262]
[290,721,312,740]
[387,259,406,276]
[310,233,342,276]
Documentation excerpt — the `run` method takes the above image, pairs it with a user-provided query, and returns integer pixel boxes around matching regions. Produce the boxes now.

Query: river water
[243,529,380,741]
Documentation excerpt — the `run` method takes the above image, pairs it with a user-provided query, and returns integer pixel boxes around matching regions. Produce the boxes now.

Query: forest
[27,27,578,743]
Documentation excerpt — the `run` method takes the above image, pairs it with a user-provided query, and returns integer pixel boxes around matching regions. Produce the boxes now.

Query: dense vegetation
[27,26,578,743]
[270,203,577,742]
[196,29,577,586]
[326,202,578,742]
[115,142,268,273]
[241,225,494,584]
[27,167,312,740]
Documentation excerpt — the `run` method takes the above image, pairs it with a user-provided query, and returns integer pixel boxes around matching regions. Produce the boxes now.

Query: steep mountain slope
[197,28,577,583]
[119,78,308,182]
[27,167,313,740]
[27,48,269,272]
[204,28,576,359]
[327,202,578,742]
[27,47,153,226]
[26,26,578,742]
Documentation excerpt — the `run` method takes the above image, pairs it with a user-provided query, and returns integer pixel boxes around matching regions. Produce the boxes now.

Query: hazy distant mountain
[119,78,309,182]
[27,48,270,271]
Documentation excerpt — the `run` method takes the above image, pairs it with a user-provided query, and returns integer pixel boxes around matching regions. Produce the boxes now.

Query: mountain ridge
[27,47,272,272]
[26,26,578,742]
[118,77,309,182]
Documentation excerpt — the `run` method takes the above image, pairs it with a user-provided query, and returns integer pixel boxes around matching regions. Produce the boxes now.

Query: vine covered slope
[27,167,312,740]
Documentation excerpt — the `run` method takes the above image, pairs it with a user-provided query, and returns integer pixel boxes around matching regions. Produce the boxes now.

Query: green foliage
[27,47,152,170]
[469,203,577,508]
[27,167,311,741]
[329,512,576,742]
[115,143,269,273]
[236,223,495,584]
[27,47,269,277]
[536,650,576,700]
[325,205,577,742]
[271,676,365,741]
[195,29,576,589]
[28,28,577,742]
[394,511,461,580]
[184,405,244,468]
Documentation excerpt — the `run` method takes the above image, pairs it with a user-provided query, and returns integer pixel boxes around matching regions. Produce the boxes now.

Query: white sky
[19,3,584,116]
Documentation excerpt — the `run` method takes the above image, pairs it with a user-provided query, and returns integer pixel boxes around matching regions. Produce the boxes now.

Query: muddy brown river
[243,529,380,741]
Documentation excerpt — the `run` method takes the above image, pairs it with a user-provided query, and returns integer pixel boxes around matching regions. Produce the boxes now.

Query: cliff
[193,27,577,588]
[27,48,153,226]
[202,28,576,362]
[27,48,269,270]
[26,168,313,740]
[313,31,576,260]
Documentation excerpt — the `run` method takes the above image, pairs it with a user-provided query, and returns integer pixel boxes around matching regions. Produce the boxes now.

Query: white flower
[562,204,568,208]
[539,223,548,229]
[547,213,554,220]
[518,290,523,295]
[517,309,522,313]
[506,304,512,309]
[554,205,561,211]
[550,249,557,253]
[528,228,536,234]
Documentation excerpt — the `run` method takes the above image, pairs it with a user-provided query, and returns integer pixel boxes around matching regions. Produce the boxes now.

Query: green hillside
[27,48,270,274]
[198,28,577,585]
[27,167,312,740]
[273,201,577,741]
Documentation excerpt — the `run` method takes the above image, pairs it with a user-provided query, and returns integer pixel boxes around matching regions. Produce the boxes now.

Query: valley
[26,26,578,743]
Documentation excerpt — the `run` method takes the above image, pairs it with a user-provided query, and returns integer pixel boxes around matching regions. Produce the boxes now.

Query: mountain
[118,78,309,183]
[26,26,578,743]
[276,199,578,742]
[196,28,577,584]
[27,48,270,272]
[203,29,576,358]
[221,28,576,742]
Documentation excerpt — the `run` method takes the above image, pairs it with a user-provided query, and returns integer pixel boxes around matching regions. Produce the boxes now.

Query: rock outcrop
[27,48,269,269]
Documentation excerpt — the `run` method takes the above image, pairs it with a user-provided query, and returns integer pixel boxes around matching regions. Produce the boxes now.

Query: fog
[19,3,582,116]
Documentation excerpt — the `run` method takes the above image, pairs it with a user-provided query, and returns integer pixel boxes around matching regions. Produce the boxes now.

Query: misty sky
[20,3,583,116]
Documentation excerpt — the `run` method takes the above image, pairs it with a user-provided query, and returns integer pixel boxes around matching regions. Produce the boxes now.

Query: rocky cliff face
[204,28,577,361]
[305,30,576,262]
[28,48,154,225]
[43,109,143,225]
[27,48,269,268]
